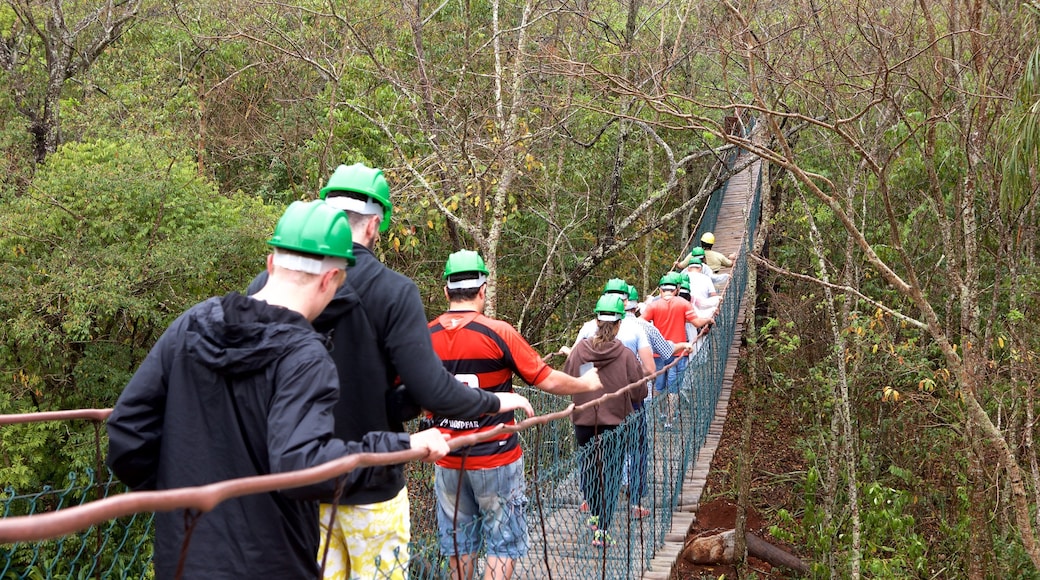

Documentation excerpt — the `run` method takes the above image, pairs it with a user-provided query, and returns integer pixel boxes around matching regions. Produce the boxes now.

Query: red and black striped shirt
[428,310,551,469]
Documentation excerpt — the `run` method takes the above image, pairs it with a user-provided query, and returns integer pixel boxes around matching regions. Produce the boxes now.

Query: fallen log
[681,529,809,574]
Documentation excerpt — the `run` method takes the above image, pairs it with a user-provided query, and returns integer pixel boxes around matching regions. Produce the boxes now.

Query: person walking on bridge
[642,273,712,426]
[623,284,692,515]
[107,201,451,579]
[565,295,647,548]
[675,232,735,290]
[564,278,655,378]
[427,250,601,580]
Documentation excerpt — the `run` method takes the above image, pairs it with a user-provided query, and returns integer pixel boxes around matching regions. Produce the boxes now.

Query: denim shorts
[655,355,687,394]
[434,458,529,558]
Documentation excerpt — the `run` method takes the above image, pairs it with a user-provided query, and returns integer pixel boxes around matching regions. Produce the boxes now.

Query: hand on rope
[494,391,535,416]
[0,415,548,544]
[409,428,451,463]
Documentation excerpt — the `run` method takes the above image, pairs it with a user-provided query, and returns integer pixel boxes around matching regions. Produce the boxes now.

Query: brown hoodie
[564,338,647,426]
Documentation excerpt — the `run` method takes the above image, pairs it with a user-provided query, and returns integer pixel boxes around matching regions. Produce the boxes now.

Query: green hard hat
[268,200,355,265]
[690,246,706,258]
[319,163,393,233]
[659,272,682,287]
[444,249,489,278]
[627,284,639,301]
[594,294,626,321]
[603,278,629,295]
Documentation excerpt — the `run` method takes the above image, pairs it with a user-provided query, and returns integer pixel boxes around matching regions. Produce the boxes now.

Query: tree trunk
[682,529,809,574]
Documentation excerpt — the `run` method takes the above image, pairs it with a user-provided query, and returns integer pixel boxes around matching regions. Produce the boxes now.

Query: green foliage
[1001,43,1040,215]
[0,138,277,488]
[60,21,199,160]
[770,456,927,578]
[2,470,154,578]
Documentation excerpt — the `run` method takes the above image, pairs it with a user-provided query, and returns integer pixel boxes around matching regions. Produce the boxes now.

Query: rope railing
[0,296,742,579]
[0,356,695,546]
[0,409,113,426]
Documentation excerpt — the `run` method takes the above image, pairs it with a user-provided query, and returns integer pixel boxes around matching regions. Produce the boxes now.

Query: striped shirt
[428,310,552,469]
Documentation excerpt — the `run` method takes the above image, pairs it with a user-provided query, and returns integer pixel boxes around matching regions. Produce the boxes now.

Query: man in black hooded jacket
[108,200,450,579]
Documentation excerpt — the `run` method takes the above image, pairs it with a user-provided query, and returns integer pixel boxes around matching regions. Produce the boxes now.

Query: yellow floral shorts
[318,488,410,580]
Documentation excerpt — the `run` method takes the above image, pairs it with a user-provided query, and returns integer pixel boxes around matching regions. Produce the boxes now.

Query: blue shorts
[655,355,687,394]
[434,458,529,558]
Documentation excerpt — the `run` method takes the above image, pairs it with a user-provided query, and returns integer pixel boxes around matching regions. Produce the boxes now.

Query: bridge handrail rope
[0,348,702,545]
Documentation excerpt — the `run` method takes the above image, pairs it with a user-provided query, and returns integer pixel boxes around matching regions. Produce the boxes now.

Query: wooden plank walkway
[640,150,761,579]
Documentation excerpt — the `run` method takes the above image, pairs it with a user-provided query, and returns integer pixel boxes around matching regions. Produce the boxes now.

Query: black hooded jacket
[247,244,501,505]
[107,292,409,579]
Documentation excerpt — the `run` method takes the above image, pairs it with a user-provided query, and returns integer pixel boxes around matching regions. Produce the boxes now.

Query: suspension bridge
[1,129,764,579]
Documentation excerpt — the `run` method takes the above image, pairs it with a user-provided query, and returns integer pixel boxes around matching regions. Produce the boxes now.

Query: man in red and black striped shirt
[428,250,601,580]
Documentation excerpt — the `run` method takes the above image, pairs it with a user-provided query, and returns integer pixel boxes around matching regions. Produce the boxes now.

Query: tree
[604,0,1040,574]
[0,0,142,163]
[169,0,734,340]
[0,138,274,488]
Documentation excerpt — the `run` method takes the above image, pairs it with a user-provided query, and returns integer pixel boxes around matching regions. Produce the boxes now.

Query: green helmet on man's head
[268,200,355,265]
[443,250,489,289]
[320,163,393,232]
[595,294,626,322]
[627,284,639,302]
[444,250,489,278]
[659,272,682,289]
[603,278,629,296]
[690,246,706,258]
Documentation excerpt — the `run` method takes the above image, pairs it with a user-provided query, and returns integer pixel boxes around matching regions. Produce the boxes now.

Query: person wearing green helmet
[108,201,441,578]
[249,174,534,580]
[427,250,601,579]
[673,245,709,272]
[682,254,721,318]
[620,285,692,514]
[563,294,647,547]
[565,278,655,378]
[602,277,629,295]
[623,284,692,358]
[642,272,713,427]
[684,246,725,287]
[561,278,657,519]
[677,271,693,302]
[699,231,736,270]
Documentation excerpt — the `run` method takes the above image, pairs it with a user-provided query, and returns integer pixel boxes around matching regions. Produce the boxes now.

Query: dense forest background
[2,0,1039,577]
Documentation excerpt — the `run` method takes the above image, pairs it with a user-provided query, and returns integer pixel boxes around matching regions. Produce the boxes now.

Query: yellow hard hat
[700,232,716,245]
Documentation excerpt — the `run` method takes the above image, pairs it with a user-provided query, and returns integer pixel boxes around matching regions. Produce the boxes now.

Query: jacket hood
[575,338,630,364]
[186,292,319,376]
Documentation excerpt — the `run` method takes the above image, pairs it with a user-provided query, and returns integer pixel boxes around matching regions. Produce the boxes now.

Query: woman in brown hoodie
[564,295,647,547]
